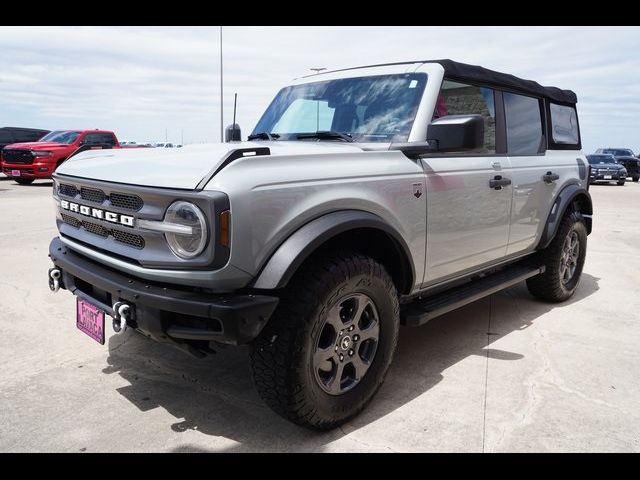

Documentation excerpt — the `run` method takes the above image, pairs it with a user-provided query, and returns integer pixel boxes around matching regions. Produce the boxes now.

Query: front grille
[61,213,81,228]
[80,187,106,204]
[59,183,143,211]
[2,149,33,165]
[83,221,109,238]
[59,184,79,198]
[110,192,143,211]
[61,214,143,248]
[112,229,145,249]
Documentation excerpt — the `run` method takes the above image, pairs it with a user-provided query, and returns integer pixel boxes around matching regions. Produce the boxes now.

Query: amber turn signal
[219,210,230,247]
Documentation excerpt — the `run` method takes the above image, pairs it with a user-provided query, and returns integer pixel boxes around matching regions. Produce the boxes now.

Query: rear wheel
[633,176,639,183]
[527,210,587,302]
[250,251,399,430]
[14,178,35,185]
[618,179,626,186]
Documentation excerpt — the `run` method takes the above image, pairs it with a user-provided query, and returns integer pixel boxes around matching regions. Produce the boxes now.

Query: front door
[422,156,512,283]
[422,81,512,284]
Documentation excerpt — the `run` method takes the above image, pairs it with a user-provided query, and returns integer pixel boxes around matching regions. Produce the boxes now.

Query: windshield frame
[251,73,428,144]
[39,130,82,144]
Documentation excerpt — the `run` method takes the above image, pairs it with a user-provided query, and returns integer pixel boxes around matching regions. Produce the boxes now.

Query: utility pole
[220,26,224,143]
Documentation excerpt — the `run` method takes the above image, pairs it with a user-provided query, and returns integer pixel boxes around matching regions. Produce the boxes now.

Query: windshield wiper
[295,131,354,142]
[248,132,280,141]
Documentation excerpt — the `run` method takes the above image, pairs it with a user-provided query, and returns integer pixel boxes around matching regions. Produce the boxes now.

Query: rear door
[422,81,513,283]
[506,94,580,255]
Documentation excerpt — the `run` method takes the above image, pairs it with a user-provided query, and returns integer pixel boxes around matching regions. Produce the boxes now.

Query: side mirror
[390,114,484,159]
[427,114,484,153]
[225,124,242,142]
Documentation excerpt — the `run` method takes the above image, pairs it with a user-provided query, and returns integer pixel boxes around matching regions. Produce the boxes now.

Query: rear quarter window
[550,103,580,145]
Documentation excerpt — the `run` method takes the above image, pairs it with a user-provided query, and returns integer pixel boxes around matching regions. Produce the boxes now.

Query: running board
[401,264,545,327]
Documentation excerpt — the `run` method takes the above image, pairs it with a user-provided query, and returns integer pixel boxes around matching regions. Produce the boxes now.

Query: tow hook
[112,301,132,334]
[48,268,61,293]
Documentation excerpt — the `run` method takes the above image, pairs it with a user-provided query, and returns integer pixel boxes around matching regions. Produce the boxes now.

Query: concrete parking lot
[1,174,639,452]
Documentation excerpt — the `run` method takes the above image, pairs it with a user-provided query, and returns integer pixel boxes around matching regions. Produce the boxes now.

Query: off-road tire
[250,251,400,430]
[14,178,35,185]
[527,209,587,302]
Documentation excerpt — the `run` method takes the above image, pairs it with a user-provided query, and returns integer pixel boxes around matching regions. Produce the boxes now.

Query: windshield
[587,155,617,164]
[39,130,81,144]
[602,149,634,157]
[252,73,427,143]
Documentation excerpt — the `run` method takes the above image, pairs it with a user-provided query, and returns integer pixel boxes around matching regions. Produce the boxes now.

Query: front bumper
[49,237,278,348]
[2,161,54,178]
[589,172,626,181]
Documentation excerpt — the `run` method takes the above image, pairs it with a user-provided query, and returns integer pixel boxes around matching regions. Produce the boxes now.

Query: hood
[5,142,69,150]
[55,141,366,189]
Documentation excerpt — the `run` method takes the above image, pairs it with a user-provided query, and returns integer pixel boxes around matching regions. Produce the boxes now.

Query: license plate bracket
[76,298,105,345]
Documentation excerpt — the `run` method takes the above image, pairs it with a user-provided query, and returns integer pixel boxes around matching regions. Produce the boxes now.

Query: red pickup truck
[1,129,119,185]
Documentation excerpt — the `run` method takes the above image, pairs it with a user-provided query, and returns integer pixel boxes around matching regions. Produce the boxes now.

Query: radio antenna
[232,93,238,141]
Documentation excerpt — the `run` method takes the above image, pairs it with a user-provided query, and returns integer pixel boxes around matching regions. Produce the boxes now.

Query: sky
[1,26,639,152]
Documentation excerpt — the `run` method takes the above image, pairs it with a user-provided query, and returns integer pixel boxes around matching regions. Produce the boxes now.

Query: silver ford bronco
[48,60,592,429]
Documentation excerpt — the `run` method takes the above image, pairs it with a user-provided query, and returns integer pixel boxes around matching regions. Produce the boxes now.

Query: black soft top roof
[433,60,577,105]
[311,59,578,105]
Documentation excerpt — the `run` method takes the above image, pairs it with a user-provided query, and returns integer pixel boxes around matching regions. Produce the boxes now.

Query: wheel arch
[538,183,592,250]
[252,210,416,295]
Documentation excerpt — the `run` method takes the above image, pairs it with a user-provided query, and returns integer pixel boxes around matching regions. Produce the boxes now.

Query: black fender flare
[538,183,593,250]
[252,210,415,291]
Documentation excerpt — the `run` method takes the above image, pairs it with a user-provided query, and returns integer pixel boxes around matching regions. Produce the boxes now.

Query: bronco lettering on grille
[60,200,134,227]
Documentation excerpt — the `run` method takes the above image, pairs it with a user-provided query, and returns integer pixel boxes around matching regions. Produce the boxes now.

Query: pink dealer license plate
[76,298,105,345]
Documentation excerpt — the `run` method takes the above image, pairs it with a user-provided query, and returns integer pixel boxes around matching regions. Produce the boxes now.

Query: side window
[272,99,335,134]
[29,131,45,141]
[0,130,13,144]
[436,81,496,153]
[504,92,543,155]
[550,103,579,145]
[99,134,116,146]
[82,134,99,145]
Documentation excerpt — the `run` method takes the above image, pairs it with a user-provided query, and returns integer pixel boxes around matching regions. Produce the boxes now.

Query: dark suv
[587,154,627,185]
[0,127,49,150]
[595,148,639,182]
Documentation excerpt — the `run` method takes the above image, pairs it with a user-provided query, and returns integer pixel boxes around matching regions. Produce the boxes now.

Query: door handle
[489,175,512,190]
[543,171,560,184]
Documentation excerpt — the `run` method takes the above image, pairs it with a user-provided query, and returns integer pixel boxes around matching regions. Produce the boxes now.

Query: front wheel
[14,178,35,185]
[250,252,399,430]
[633,176,639,183]
[527,210,587,302]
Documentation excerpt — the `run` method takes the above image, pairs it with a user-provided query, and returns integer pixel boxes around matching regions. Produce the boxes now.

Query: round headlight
[164,201,208,259]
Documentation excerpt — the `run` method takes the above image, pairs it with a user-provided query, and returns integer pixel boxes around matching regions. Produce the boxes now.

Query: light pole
[220,26,224,143]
